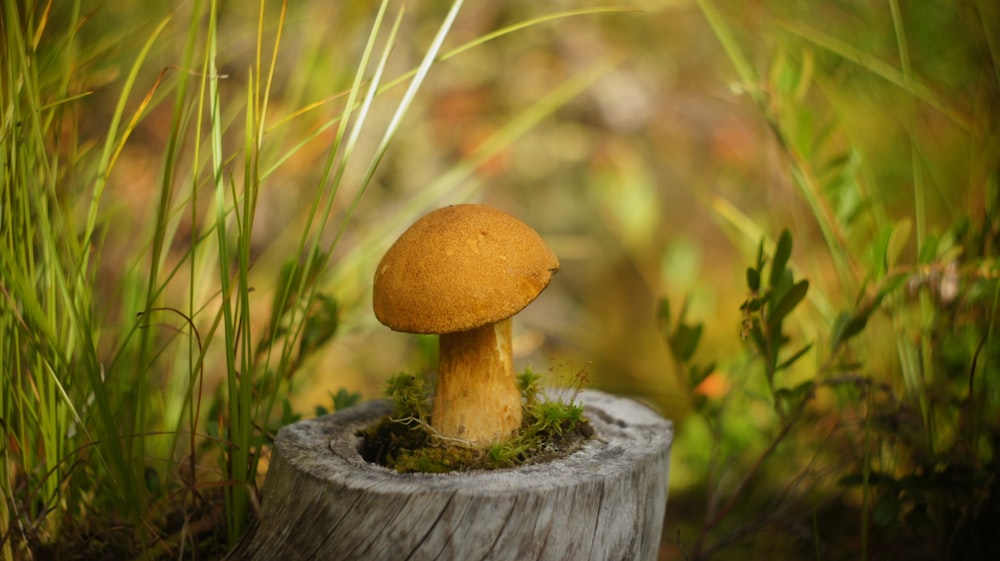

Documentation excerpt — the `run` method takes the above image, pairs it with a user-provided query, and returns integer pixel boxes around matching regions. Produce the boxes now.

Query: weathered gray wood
[226,390,672,561]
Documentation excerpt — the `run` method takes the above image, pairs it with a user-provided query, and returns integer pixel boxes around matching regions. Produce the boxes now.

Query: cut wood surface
[226,390,673,561]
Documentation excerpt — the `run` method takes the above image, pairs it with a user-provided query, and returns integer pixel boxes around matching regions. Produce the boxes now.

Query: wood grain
[226,390,672,561]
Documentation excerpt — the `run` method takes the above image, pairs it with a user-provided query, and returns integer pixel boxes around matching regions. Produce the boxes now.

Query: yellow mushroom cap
[373,204,559,334]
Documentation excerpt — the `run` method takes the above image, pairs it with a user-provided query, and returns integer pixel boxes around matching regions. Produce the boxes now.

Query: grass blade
[776,18,973,134]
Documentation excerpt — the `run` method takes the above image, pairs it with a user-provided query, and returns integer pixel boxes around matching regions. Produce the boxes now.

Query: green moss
[357,370,593,473]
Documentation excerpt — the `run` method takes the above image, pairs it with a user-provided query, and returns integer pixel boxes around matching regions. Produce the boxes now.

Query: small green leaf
[660,296,707,364]
[773,380,813,416]
[770,229,794,288]
[670,322,703,363]
[691,393,709,412]
[144,467,161,496]
[331,388,361,411]
[823,152,852,173]
[831,310,869,352]
[742,298,761,312]
[269,260,298,327]
[299,294,339,358]
[755,237,766,270]
[749,321,766,354]
[657,297,671,337]
[770,279,809,325]
[280,398,302,425]
[746,266,760,292]
[874,497,900,527]
[777,342,813,371]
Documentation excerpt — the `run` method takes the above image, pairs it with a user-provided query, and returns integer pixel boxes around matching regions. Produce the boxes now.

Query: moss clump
[357,368,593,473]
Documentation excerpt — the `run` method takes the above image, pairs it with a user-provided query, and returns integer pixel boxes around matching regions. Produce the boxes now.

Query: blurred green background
[4,0,998,559]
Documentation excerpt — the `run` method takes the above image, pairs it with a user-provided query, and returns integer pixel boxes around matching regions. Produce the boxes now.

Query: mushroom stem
[433,318,522,445]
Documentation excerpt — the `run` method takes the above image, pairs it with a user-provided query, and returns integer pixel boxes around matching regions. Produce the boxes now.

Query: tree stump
[226,390,673,561]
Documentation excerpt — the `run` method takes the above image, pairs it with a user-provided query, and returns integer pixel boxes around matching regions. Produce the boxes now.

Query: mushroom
[373,204,559,445]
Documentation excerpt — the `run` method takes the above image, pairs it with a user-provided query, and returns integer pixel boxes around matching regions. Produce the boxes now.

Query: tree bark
[226,390,673,561]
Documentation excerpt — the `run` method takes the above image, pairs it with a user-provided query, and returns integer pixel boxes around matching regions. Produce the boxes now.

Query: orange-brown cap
[373,204,559,334]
